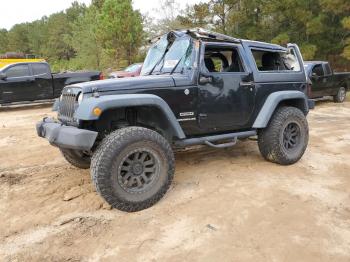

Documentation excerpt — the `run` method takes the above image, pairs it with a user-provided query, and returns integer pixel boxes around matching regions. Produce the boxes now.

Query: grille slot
[58,91,79,123]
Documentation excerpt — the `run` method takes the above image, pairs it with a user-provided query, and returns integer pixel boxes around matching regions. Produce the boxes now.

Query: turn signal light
[93,107,102,116]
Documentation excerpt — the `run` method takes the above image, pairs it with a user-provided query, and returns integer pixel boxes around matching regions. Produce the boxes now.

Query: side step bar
[175,130,257,148]
[204,138,237,148]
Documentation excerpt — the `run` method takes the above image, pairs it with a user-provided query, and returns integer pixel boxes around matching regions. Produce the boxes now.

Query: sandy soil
[0,99,350,262]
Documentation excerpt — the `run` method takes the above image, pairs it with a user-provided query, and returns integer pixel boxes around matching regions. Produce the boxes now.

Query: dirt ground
[0,99,350,262]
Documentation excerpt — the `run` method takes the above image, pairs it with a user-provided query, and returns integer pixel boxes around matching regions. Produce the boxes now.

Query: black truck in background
[0,62,102,105]
[304,61,350,103]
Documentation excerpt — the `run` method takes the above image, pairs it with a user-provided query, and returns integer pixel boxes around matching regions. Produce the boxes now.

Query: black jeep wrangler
[37,29,314,212]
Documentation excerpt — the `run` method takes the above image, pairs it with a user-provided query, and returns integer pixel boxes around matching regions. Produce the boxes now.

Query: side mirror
[0,72,7,80]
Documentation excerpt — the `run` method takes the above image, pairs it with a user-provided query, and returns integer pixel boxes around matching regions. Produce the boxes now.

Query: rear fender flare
[75,94,186,139]
[253,91,309,128]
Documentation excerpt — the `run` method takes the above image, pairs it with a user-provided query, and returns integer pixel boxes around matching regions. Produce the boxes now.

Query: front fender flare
[75,94,186,139]
[252,91,309,128]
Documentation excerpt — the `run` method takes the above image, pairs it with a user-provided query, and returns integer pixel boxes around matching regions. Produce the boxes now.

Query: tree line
[0,0,143,71]
[0,0,349,72]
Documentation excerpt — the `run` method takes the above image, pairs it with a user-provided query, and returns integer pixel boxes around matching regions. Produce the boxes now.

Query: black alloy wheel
[282,122,301,152]
[118,149,160,194]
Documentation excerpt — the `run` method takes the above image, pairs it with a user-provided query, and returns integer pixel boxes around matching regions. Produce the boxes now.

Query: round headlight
[77,92,84,104]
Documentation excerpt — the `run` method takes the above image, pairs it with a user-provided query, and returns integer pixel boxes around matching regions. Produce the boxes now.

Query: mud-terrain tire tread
[333,87,346,103]
[60,149,91,169]
[91,127,175,212]
[258,106,309,165]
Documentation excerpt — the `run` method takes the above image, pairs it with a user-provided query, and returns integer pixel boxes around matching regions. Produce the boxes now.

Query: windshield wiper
[169,55,185,75]
[170,46,191,75]
[148,57,163,75]
[148,45,171,75]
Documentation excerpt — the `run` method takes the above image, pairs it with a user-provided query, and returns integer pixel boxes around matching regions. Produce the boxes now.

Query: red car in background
[109,63,143,78]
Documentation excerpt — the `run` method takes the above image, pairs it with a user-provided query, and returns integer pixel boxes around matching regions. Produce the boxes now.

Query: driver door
[0,64,35,103]
[197,43,256,132]
[310,64,327,97]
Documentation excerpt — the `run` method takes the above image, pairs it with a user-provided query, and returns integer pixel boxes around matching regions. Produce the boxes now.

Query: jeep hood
[71,75,176,93]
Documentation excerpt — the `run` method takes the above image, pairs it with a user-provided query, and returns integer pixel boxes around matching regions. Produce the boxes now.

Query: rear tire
[91,127,175,212]
[333,87,346,103]
[258,106,309,165]
[60,149,91,169]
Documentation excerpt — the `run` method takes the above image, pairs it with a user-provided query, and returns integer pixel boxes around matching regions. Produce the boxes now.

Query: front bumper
[36,118,98,151]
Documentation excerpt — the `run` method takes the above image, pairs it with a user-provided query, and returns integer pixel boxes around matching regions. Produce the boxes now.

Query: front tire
[333,87,347,103]
[60,149,91,169]
[91,127,175,212]
[258,106,309,165]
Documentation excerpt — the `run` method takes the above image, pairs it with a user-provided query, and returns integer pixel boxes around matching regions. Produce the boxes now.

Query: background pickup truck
[0,62,102,105]
[304,61,350,103]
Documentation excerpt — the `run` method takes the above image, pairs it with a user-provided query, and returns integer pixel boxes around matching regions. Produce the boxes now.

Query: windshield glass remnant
[141,33,193,76]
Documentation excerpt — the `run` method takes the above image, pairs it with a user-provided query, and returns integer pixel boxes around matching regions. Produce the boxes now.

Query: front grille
[58,89,80,123]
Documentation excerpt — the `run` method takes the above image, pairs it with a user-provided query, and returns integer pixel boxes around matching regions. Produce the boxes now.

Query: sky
[0,0,205,30]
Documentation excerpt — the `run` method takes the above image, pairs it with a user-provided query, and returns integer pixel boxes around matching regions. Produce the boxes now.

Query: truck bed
[52,71,101,97]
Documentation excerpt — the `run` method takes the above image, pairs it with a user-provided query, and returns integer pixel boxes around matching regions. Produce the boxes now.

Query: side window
[204,46,244,73]
[252,49,300,72]
[5,65,30,78]
[312,64,324,76]
[32,63,50,75]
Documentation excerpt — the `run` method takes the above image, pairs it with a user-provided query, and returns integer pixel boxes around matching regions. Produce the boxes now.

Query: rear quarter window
[251,49,300,72]
[32,63,50,75]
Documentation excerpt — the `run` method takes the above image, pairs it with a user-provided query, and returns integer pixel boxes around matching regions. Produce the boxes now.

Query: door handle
[240,81,255,92]
[199,113,208,119]
[199,75,213,84]
[3,91,13,94]
[240,81,254,87]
